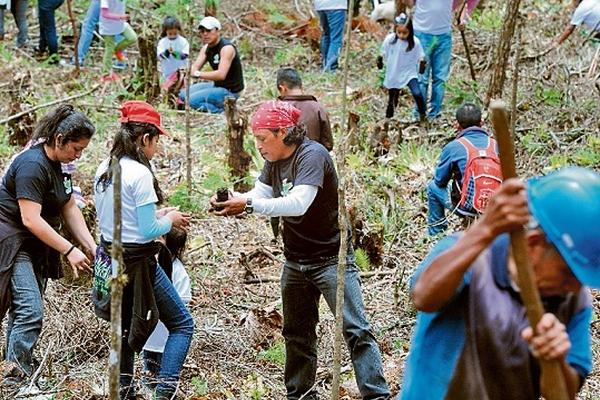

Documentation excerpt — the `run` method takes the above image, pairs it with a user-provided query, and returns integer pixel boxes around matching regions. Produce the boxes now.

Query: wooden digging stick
[457,0,477,81]
[489,100,569,400]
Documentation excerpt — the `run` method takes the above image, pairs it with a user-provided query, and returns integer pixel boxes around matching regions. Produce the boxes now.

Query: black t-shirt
[0,144,72,230]
[258,139,340,264]
[205,38,244,93]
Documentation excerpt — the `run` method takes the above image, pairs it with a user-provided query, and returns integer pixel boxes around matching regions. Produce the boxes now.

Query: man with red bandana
[211,101,390,400]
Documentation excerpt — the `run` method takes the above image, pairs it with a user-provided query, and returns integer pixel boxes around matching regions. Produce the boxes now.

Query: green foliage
[445,79,480,107]
[273,43,311,67]
[191,376,209,396]
[258,341,286,366]
[470,7,503,32]
[168,183,204,213]
[354,248,372,272]
[535,86,563,107]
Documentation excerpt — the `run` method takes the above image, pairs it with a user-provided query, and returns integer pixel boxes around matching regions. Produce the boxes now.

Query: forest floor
[0,0,599,399]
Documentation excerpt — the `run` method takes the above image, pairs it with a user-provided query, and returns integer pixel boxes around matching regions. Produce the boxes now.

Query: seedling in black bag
[215,187,229,211]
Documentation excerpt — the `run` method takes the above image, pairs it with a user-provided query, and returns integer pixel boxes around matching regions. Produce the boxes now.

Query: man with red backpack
[427,102,502,236]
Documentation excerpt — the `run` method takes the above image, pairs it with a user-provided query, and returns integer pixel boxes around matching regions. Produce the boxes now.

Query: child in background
[142,227,192,390]
[377,13,427,121]
[99,0,137,82]
[157,16,189,90]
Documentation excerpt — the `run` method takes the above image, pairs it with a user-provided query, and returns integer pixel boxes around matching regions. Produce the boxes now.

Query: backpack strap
[457,136,493,159]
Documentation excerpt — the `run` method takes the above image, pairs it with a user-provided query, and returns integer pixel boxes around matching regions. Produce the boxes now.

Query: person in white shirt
[142,227,192,391]
[378,13,427,121]
[553,0,600,47]
[99,0,137,82]
[157,16,189,90]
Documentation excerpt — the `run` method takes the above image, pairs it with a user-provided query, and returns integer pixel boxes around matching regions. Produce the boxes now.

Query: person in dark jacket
[276,67,333,151]
[94,100,193,400]
[0,104,96,387]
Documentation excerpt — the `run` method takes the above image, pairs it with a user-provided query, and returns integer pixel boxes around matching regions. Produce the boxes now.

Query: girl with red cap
[94,100,193,400]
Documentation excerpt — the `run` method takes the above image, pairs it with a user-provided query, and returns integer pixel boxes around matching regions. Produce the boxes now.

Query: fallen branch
[0,84,101,125]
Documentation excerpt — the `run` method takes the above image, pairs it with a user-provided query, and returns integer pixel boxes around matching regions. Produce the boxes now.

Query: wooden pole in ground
[109,156,125,400]
[65,0,80,74]
[331,0,355,398]
[457,0,476,82]
[224,97,251,192]
[185,23,193,196]
[485,0,522,105]
[489,100,569,400]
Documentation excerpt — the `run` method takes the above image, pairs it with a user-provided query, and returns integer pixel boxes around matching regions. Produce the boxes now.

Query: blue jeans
[179,82,238,113]
[415,31,452,119]
[281,260,390,400]
[76,0,123,64]
[317,9,346,72]
[120,266,194,400]
[427,180,452,236]
[0,0,29,47]
[5,251,46,379]
[77,0,99,64]
[38,0,64,55]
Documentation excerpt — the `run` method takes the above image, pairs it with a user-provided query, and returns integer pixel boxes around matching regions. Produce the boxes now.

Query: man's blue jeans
[77,0,99,64]
[38,0,64,55]
[281,260,390,400]
[120,266,194,400]
[0,0,29,47]
[5,251,46,379]
[317,9,346,72]
[415,31,452,119]
[427,180,452,236]
[179,82,239,113]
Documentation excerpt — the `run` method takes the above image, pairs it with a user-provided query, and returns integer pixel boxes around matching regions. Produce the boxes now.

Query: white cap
[198,16,221,30]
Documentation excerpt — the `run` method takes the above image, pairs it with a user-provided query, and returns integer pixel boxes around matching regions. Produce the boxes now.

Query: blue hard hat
[527,166,600,289]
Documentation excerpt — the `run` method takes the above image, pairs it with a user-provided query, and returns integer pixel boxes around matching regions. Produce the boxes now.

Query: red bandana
[251,100,301,131]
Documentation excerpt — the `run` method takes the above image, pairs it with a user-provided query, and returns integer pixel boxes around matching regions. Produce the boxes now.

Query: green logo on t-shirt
[281,178,293,197]
[63,175,73,195]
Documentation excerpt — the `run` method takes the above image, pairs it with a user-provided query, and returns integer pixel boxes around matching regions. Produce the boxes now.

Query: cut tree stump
[224,97,252,192]
[136,33,160,102]
[8,73,35,146]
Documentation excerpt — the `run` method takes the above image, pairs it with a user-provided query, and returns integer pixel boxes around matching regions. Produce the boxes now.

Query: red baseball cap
[118,100,168,135]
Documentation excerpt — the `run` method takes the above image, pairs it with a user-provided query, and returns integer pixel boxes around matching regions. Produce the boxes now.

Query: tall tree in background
[205,0,218,17]
[486,0,521,104]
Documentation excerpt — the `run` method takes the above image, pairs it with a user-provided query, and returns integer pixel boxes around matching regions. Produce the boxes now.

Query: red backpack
[456,137,503,216]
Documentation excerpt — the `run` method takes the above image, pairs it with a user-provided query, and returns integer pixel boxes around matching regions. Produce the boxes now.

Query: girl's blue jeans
[119,266,194,400]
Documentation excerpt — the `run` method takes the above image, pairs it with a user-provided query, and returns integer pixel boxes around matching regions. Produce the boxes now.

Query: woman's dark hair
[32,103,95,146]
[392,16,415,52]
[161,16,182,38]
[165,227,187,260]
[96,122,164,203]
[270,124,306,146]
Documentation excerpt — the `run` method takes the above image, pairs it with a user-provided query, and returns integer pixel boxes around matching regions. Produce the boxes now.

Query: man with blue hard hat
[399,166,600,400]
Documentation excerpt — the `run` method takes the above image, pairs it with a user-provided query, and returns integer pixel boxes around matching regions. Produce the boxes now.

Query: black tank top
[205,38,244,93]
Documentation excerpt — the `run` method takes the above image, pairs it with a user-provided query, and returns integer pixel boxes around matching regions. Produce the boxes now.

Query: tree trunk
[204,0,218,17]
[331,2,354,398]
[136,33,160,102]
[65,0,80,75]
[7,73,35,147]
[224,97,251,192]
[109,156,125,400]
[485,0,522,104]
